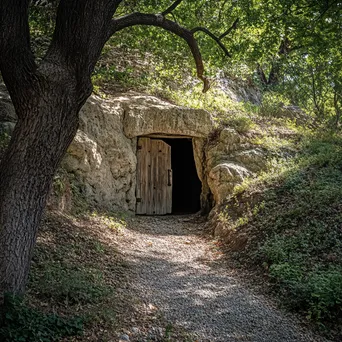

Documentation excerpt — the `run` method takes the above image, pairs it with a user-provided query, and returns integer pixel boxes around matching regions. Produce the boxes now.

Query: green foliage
[252,134,297,155]
[29,5,55,37]
[51,168,91,214]
[29,3,55,59]
[93,64,139,90]
[0,295,83,342]
[0,131,10,146]
[30,262,111,305]
[68,173,89,213]
[24,212,126,339]
[28,0,342,126]
[258,92,289,117]
[221,133,342,328]
[267,263,342,321]
[52,173,65,196]
[222,115,255,133]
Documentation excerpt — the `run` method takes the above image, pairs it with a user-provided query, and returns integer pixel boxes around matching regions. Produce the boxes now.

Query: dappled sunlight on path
[117,215,329,342]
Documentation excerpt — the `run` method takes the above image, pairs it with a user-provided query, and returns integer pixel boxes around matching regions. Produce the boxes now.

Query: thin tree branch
[170,11,178,24]
[218,18,239,40]
[162,0,183,16]
[191,18,238,57]
[111,13,210,92]
[318,0,340,19]
[191,27,231,57]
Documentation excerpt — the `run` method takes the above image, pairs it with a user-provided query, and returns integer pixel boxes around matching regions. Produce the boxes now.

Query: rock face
[62,92,212,212]
[62,97,137,211]
[0,85,273,215]
[216,75,262,105]
[206,128,268,206]
[118,93,213,138]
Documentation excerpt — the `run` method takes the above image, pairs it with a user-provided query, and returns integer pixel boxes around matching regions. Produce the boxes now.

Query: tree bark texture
[0,66,84,296]
[0,0,219,306]
[0,0,118,300]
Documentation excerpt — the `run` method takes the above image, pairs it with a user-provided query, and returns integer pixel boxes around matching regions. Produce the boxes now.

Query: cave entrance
[136,136,201,215]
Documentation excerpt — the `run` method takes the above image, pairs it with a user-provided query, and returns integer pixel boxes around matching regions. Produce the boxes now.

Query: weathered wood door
[136,138,172,215]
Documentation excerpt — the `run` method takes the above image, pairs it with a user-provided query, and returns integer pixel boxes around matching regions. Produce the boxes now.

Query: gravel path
[118,215,330,342]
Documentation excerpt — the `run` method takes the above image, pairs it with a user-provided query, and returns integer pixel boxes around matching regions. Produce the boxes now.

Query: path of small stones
[117,215,330,342]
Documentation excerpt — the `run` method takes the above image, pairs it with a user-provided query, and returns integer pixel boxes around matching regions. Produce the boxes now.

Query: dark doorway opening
[161,138,201,214]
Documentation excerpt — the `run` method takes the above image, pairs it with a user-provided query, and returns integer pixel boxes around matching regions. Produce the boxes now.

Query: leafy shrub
[223,133,342,329]
[222,116,255,133]
[258,92,289,118]
[268,264,342,321]
[0,295,83,342]
[30,262,111,305]
[306,269,342,320]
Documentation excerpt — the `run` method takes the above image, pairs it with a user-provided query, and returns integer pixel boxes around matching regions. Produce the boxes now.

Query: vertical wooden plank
[159,141,166,215]
[156,140,164,215]
[137,138,172,215]
[136,138,150,214]
[166,144,172,214]
[147,139,160,215]
[152,140,159,215]
[136,138,142,214]
[154,140,171,215]
[143,138,150,214]
[154,141,160,214]
[147,138,154,215]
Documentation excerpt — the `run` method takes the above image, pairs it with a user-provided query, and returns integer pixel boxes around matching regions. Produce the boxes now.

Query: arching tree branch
[162,0,183,16]
[191,18,239,58]
[110,13,210,92]
[191,27,232,57]
[218,17,239,40]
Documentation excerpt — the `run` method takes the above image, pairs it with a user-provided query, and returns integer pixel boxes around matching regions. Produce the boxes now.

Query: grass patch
[30,262,111,305]
[0,295,83,342]
[4,211,132,341]
[217,132,342,338]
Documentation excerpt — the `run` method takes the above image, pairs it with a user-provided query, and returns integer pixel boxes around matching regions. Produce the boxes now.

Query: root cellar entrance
[136,137,201,215]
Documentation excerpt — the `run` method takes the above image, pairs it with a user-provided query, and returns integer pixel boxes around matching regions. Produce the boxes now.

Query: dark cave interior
[161,138,201,214]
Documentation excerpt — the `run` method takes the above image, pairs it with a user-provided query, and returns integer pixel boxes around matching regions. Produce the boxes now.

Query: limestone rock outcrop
[62,96,137,211]
[208,163,251,204]
[0,84,273,215]
[62,92,212,212]
[206,128,268,206]
[118,93,213,138]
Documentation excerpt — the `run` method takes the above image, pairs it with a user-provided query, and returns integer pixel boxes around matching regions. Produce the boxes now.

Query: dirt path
[116,215,330,342]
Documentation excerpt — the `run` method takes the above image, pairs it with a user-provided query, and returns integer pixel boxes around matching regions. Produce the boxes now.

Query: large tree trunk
[0,0,213,318]
[0,66,89,301]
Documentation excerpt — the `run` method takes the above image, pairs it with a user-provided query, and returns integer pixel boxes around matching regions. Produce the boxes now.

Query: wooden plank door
[136,138,172,215]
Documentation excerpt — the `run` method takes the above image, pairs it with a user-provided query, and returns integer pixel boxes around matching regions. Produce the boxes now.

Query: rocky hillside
[0,49,341,342]
[0,83,295,216]
[2,80,342,340]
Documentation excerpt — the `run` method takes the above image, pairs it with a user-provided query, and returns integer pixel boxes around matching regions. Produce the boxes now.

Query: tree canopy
[106,0,342,123]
